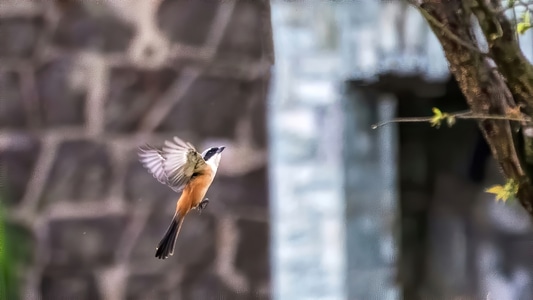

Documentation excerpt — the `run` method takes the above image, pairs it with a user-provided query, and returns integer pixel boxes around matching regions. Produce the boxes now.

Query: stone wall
[0,1,273,299]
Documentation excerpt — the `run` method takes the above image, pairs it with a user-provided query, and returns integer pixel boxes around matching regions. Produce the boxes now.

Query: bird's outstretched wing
[138,136,205,192]
[138,145,167,185]
[162,136,205,191]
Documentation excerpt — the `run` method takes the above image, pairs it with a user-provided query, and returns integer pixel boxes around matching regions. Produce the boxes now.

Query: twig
[518,0,533,8]
[408,0,490,55]
[496,0,519,14]
[372,110,531,129]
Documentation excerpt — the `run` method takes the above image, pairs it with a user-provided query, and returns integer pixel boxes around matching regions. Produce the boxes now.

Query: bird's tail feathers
[155,213,184,259]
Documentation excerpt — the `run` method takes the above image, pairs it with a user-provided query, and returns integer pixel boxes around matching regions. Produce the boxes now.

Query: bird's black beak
[217,146,226,153]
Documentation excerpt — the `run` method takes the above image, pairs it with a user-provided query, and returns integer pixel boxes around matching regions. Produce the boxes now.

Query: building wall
[0,1,273,299]
[342,87,400,300]
[269,2,347,299]
[270,1,533,300]
[269,2,400,300]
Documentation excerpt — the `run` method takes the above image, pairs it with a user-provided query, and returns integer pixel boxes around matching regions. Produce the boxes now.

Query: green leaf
[517,22,532,35]
[0,197,21,300]
[430,107,450,129]
[485,179,519,202]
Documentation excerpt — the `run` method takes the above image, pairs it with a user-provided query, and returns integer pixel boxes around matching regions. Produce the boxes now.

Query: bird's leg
[197,198,209,214]
[199,198,209,209]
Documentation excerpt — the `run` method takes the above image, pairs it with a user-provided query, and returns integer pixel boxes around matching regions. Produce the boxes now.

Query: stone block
[219,0,266,60]
[35,57,87,127]
[180,271,250,300]
[105,67,178,133]
[0,135,40,207]
[132,210,216,268]
[157,0,220,46]
[249,78,269,148]
[52,1,134,52]
[208,167,268,210]
[40,267,101,300]
[157,76,249,137]
[235,219,270,285]
[47,215,129,267]
[172,212,216,266]
[276,109,317,141]
[40,140,112,207]
[125,273,170,300]
[0,70,26,128]
[0,17,43,58]
[124,153,176,205]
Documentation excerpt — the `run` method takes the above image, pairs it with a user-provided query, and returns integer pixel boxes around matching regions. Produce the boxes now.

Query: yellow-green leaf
[518,11,533,35]
[432,107,443,118]
[430,116,441,128]
[486,185,505,201]
[485,179,519,202]
[430,107,447,128]
[517,22,532,35]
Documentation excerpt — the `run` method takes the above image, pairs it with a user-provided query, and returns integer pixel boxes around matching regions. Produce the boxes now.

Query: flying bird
[138,136,225,259]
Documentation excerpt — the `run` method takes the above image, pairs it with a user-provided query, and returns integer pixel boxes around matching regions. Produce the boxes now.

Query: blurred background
[2,0,533,300]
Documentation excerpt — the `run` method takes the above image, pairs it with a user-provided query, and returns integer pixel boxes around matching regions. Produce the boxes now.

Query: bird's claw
[197,198,209,214]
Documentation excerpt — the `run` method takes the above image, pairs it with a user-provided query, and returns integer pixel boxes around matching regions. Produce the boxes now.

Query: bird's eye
[203,148,218,160]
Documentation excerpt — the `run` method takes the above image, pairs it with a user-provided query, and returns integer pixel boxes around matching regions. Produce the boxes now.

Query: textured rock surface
[0,136,41,207]
[0,16,44,58]
[105,67,178,133]
[36,57,88,127]
[0,0,273,299]
[0,71,26,128]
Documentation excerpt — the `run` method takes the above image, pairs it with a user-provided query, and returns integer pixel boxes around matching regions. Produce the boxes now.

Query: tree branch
[371,109,531,129]
[415,0,533,215]
[411,2,490,55]
[473,0,533,111]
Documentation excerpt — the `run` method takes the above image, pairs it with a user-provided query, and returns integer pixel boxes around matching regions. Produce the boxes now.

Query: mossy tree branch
[473,0,533,111]
[411,0,533,215]
[472,0,533,183]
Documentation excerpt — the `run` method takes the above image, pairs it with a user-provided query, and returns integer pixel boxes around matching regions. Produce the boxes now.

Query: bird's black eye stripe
[203,148,218,161]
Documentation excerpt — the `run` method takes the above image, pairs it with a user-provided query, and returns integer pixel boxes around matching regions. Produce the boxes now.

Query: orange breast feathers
[176,168,214,215]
